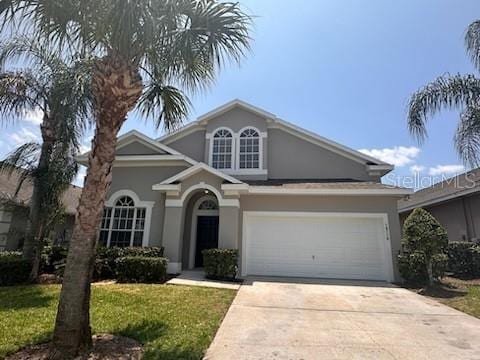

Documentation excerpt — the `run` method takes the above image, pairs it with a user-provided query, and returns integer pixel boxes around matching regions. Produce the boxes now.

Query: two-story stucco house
[78,100,412,282]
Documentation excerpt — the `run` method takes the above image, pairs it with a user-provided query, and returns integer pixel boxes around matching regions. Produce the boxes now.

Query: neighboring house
[78,99,411,282]
[0,169,82,251]
[398,168,480,243]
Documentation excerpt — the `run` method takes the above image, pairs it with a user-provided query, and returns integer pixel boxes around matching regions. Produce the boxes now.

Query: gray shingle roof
[0,170,82,215]
[398,168,480,212]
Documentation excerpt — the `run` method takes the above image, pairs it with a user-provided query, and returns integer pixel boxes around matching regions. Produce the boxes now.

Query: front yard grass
[410,277,480,319]
[0,284,236,359]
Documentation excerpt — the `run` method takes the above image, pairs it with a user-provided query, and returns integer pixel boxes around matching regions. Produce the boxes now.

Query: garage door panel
[244,213,390,281]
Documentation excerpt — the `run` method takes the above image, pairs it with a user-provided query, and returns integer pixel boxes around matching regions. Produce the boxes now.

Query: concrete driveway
[204,278,480,359]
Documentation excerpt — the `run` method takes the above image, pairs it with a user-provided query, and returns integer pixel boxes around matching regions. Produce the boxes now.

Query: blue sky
[1,0,480,188]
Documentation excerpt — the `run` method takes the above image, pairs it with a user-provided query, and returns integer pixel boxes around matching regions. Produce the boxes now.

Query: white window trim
[207,126,267,175]
[189,195,219,269]
[208,127,235,171]
[104,189,154,247]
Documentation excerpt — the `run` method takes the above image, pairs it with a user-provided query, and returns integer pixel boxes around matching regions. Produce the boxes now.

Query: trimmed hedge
[116,256,168,283]
[0,253,31,286]
[446,241,480,276]
[95,246,165,279]
[202,249,239,281]
[39,245,165,280]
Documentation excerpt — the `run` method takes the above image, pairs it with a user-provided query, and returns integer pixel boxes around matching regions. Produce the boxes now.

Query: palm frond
[0,70,45,125]
[0,142,40,197]
[0,36,64,73]
[407,74,480,142]
[137,80,191,131]
[455,105,480,166]
[466,20,480,71]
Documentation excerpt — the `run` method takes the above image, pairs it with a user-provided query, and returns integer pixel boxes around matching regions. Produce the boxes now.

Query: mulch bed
[6,334,143,360]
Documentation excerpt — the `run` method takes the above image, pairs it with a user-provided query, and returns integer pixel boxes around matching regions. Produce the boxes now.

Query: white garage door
[243,212,393,281]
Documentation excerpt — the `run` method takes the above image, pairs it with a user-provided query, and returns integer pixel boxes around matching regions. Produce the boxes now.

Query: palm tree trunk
[24,115,55,277]
[50,54,142,359]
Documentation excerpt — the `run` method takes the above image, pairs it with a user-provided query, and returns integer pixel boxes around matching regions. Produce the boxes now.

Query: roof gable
[157,163,243,186]
[157,100,392,170]
[76,130,197,166]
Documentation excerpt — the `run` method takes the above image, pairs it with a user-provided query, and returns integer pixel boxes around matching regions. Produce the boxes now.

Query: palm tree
[0,141,78,279]
[408,20,480,166]
[1,1,251,357]
[0,37,92,280]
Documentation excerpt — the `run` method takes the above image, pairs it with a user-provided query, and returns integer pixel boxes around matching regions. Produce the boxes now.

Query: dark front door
[195,216,219,267]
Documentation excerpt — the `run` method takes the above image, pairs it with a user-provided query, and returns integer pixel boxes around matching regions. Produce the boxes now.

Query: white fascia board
[75,154,195,167]
[247,186,413,196]
[221,183,250,195]
[268,118,391,166]
[159,163,243,185]
[151,183,181,192]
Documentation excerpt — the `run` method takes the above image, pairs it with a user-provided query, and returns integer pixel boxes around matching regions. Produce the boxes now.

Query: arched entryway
[189,194,219,268]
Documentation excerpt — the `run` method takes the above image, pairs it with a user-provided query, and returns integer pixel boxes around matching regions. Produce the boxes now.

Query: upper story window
[212,129,233,169]
[239,128,260,169]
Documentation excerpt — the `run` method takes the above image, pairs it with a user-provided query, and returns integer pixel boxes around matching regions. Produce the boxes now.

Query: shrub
[41,245,68,274]
[398,252,448,284]
[0,253,31,286]
[446,241,480,276]
[96,246,165,279]
[202,249,239,281]
[398,208,448,285]
[116,256,168,283]
[472,246,480,276]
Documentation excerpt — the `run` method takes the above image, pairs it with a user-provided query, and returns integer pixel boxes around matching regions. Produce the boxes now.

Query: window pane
[99,230,109,247]
[110,231,131,247]
[133,231,143,247]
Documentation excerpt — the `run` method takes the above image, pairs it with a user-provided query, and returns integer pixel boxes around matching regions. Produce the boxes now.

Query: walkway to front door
[205,278,480,359]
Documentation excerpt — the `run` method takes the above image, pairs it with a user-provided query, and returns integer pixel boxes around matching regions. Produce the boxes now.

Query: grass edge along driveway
[0,284,236,360]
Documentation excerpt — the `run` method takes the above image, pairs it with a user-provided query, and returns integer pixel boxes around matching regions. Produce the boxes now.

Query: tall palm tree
[0,37,92,280]
[1,1,251,357]
[408,20,480,166]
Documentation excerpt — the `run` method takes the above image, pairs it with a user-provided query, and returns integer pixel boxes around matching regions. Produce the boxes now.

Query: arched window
[99,195,146,248]
[239,128,260,169]
[212,129,233,169]
[198,198,218,210]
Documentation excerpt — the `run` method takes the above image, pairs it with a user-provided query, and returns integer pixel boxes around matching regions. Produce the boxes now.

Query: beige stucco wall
[107,165,188,247]
[163,107,379,182]
[239,195,402,281]
[167,129,206,162]
[205,107,268,134]
[400,193,480,242]
[268,129,380,181]
[115,141,164,155]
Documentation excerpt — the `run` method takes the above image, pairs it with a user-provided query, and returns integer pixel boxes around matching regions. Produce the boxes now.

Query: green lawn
[442,285,480,318]
[0,284,236,359]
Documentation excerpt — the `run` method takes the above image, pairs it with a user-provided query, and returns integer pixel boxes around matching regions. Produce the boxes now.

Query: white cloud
[9,127,40,145]
[428,165,465,176]
[358,146,420,167]
[22,108,43,125]
[410,165,425,173]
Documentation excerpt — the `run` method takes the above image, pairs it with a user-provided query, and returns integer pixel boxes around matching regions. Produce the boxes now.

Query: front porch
[153,164,243,274]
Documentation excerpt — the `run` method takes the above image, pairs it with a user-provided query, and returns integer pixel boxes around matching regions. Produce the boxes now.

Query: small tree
[399,208,448,285]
